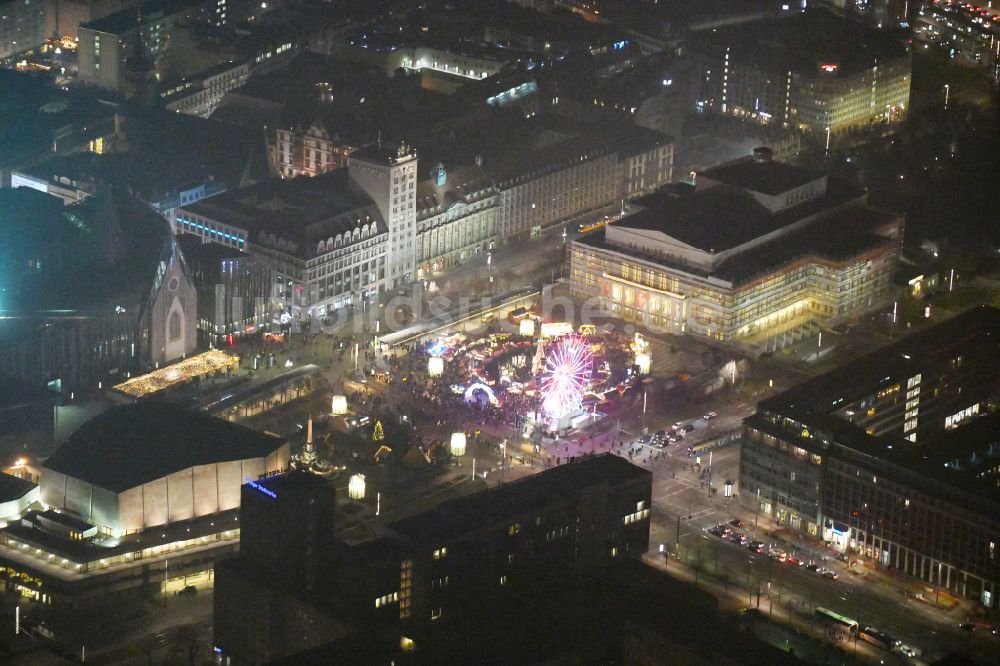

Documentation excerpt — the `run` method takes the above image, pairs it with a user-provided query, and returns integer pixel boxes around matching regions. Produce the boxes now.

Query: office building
[460,114,672,242]
[214,454,653,664]
[415,163,498,277]
[77,0,225,92]
[0,0,44,58]
[740,306,1000,608]
[569,148,902,348]
[689,9,911,133]
[0,186,198,397]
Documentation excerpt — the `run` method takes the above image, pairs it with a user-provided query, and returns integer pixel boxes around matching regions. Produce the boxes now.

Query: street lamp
[348,474,366,499]
[944,83,950,110]
[500,438,508,486]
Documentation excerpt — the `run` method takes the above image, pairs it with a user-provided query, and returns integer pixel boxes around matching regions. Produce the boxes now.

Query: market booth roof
[111,349,239,399]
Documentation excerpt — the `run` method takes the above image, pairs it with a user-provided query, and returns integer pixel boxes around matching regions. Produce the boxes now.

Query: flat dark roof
[43,403,283,492]
[756,305,1000,498]
[181,170,385,255]
[699,158,821,196]
[761,306,1000,418]
[0,473,36,503]
[387,454,650,544]
[0,377,58,410]
[599,175,870,265]
[689,8,909,78]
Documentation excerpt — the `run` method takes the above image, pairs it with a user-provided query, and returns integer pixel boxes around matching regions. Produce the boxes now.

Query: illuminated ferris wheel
[540,336,593,422]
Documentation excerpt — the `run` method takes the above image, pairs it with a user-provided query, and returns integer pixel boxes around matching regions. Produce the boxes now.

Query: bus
[686,432,741,458]
[859,626,899,651]
[814,607,859,632]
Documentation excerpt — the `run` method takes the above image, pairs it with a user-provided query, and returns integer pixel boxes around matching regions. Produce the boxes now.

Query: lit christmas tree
[372,420,384,443]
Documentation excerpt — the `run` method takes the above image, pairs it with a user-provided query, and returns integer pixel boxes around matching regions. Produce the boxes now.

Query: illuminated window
[433,547,447,560]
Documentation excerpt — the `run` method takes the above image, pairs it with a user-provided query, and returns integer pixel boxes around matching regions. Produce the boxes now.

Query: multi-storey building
[415,163,498,277]
[740,306,1000,608]
[346,143,418,288]
[274,121,359,178]
[689,8,911,133]
[176,169,387,321]
[176,235,274,342]
[77,0,225,92]
[0,0,44,58]
[492,137,618,241]
[160,60,250,117]
[214,454,652,664]
[568,148,902,348]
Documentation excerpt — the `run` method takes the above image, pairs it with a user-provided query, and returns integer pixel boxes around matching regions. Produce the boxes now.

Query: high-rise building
[347,143,419,288]
[740,306,1000,608]
[214,454,653,664]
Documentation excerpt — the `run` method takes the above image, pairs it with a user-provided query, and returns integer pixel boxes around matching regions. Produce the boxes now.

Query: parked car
[822,570,839,580]
[703,411,718,420]
[729,519,744,528]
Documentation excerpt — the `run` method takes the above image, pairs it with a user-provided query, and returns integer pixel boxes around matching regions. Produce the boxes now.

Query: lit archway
[464,383,498,406]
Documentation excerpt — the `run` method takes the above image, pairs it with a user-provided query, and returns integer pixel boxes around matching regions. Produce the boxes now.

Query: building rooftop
[0,473,37,503]
[82,0,208,35]
[17,111,272,209]
[386,454,650,544]
[698,157,821,196]
[0,377,58,411]
[615,175,865,255]
[43,403,283,492]
[416,164,495,219]
[760,306,1000,419]
[0,187,176,316]
[181,170,386,258]
[755,305,1000,500]
[689,8,910,79]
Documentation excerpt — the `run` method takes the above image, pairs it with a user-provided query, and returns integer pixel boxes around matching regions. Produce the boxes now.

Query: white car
[703,411,717,420]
